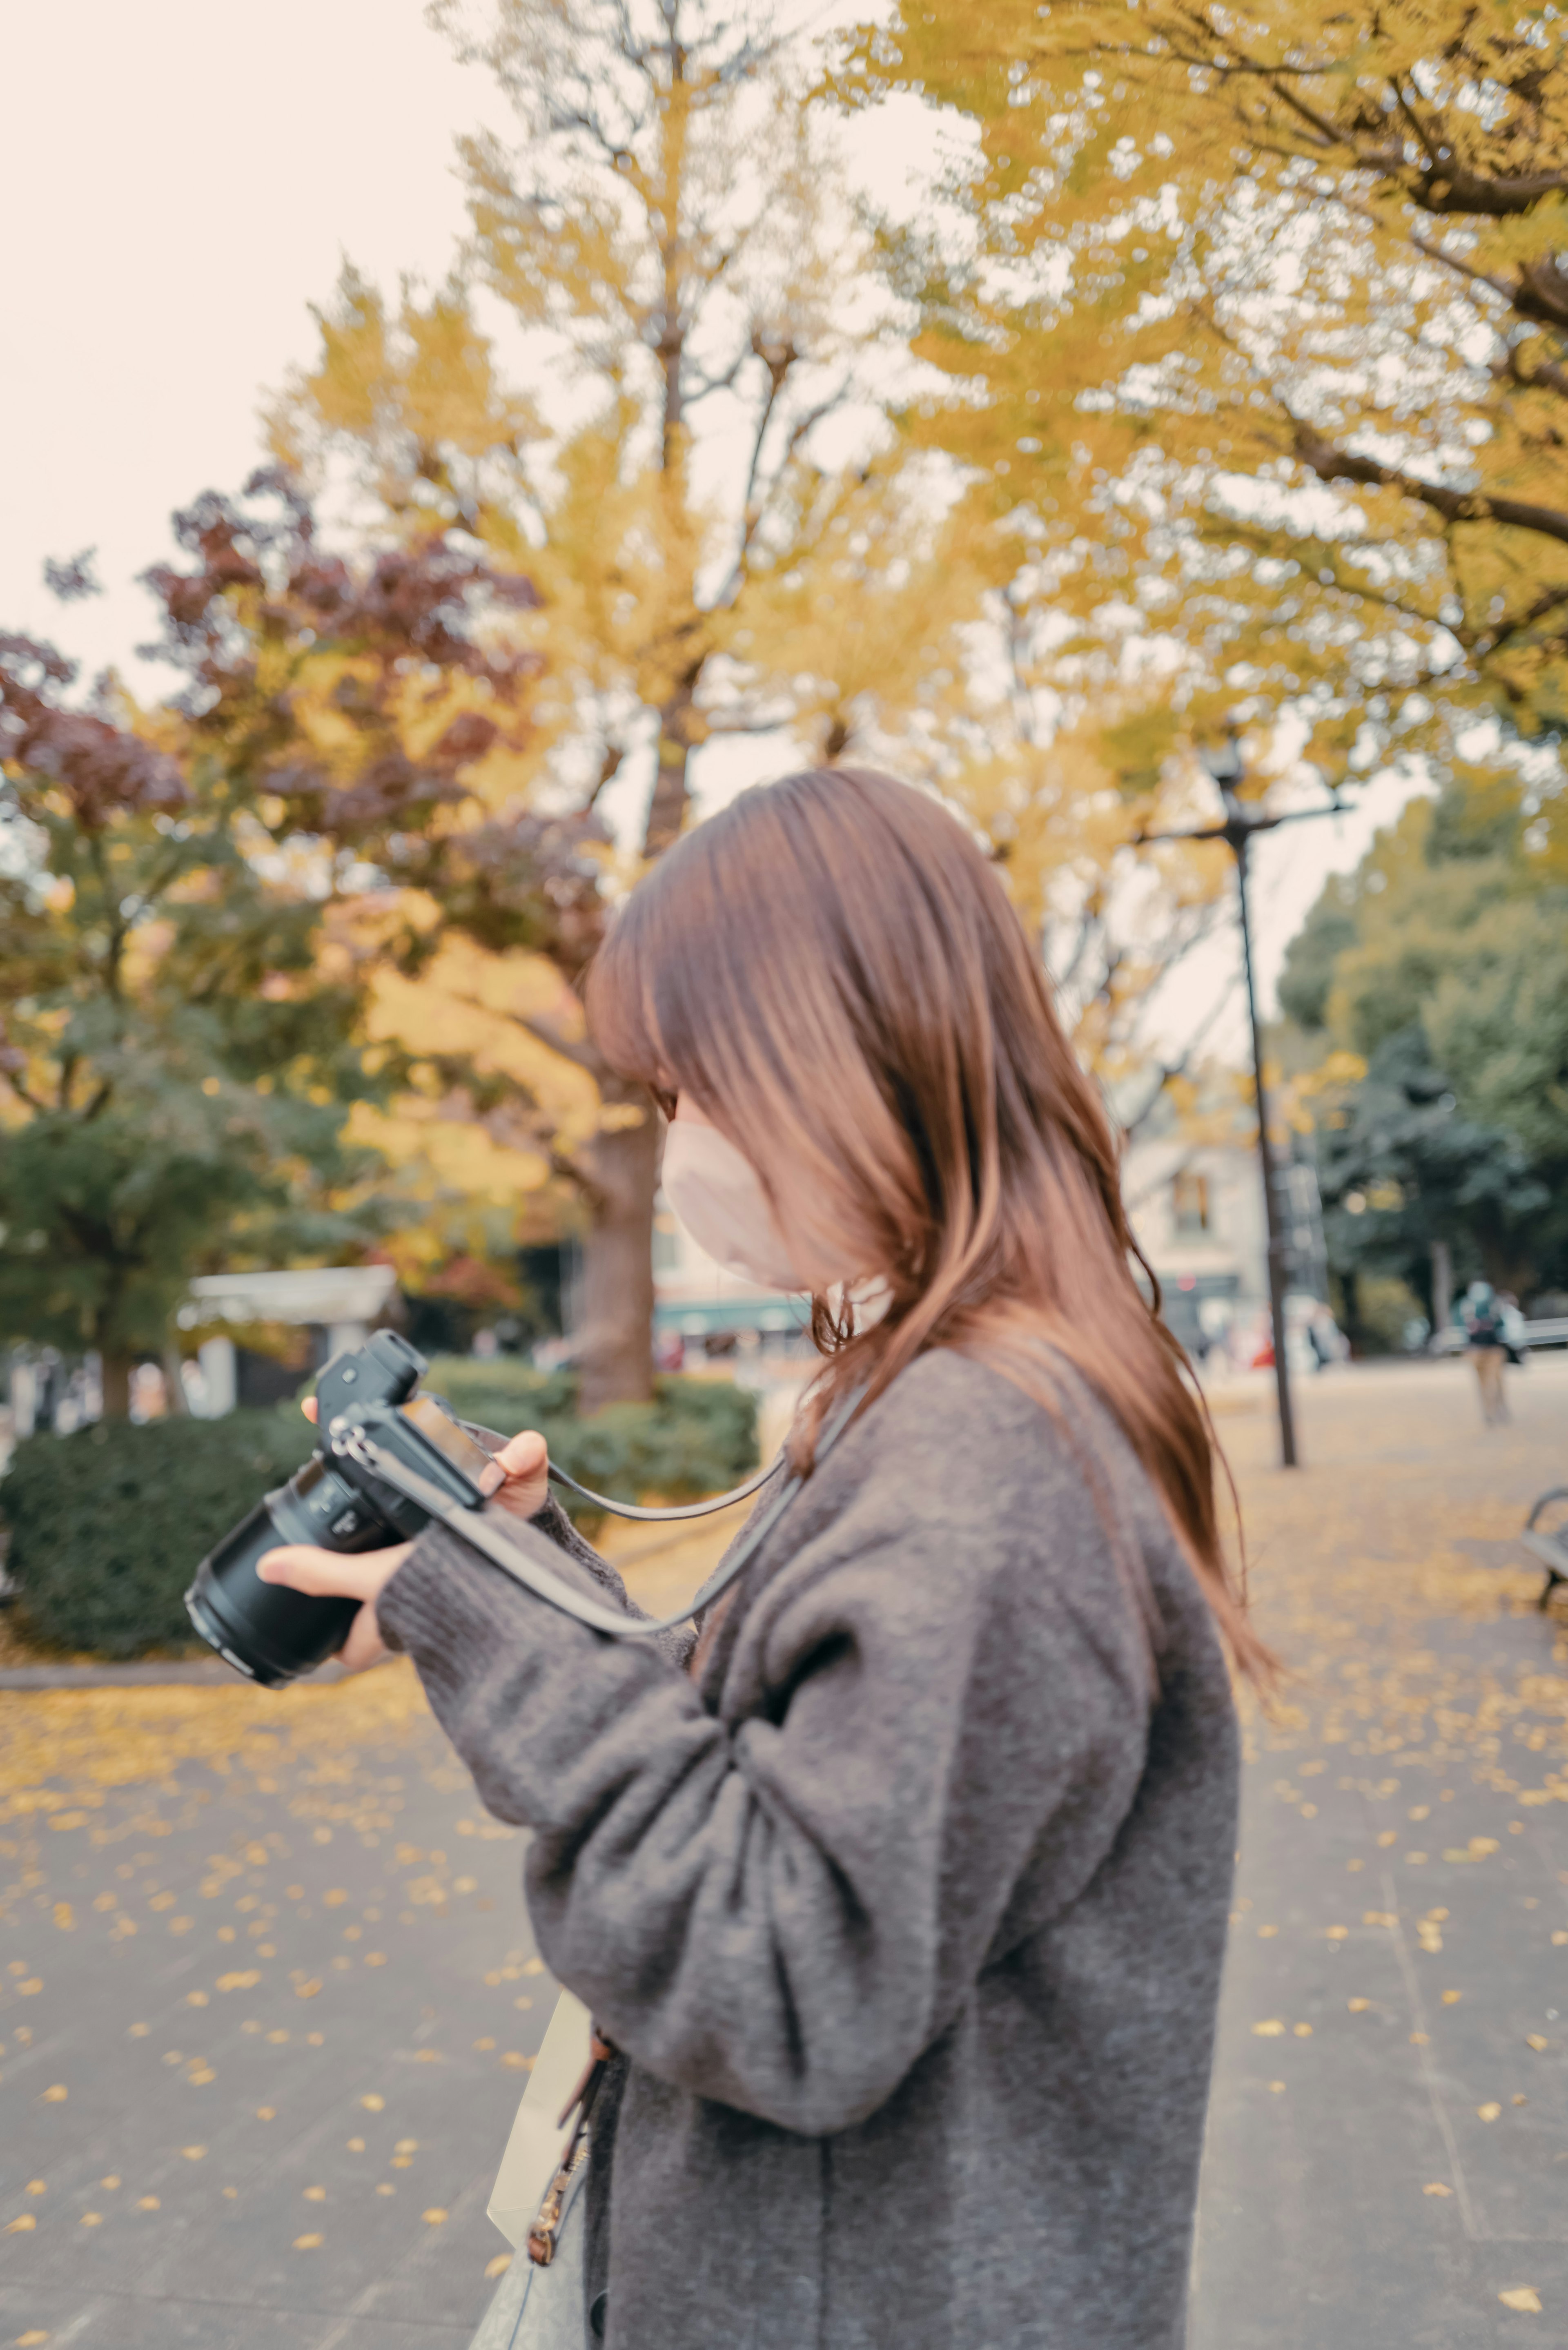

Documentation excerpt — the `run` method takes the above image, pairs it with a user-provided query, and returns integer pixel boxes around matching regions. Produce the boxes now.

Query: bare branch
[716,377,856,605]
[1483,580,1568,658]
[508,1008,601,1072]
[580,740,626,813]
[1290,422,1568,551]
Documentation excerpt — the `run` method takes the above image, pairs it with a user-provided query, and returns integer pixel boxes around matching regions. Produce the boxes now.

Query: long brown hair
[588,765,1270,1684]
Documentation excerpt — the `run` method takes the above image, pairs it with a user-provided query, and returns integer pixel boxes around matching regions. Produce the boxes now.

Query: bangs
[584,812,745,1116]
[585,900,661,1087]
[584,887,675,1110]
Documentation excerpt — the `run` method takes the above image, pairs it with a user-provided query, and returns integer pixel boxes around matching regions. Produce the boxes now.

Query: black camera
[184,1332,500,1687]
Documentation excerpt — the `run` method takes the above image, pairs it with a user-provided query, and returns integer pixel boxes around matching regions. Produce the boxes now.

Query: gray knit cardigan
[379,1348,1239,2350]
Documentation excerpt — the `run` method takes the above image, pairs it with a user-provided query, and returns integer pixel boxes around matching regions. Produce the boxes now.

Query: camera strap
[331,1388,863,1642]
[540,1454,781,1524]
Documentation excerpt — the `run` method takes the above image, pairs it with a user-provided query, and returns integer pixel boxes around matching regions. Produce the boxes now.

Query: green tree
[0,633,368,1412]
[1280,771,1568,1307]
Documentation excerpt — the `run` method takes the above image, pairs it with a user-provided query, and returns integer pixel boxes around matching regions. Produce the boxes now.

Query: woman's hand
[256,1401,554,1671]
[256,1539,412,1674]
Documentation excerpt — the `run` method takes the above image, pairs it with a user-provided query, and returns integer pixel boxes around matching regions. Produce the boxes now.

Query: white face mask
[661,1118,805,1293]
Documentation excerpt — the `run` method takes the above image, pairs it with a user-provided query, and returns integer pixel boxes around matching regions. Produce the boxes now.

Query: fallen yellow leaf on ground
[486,2252,512,2278]
[1499,2287,1541,2313]
[1423,2183,1452,2196]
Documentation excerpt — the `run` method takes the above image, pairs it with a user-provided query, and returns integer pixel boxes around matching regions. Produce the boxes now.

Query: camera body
[184,1331,497,1686]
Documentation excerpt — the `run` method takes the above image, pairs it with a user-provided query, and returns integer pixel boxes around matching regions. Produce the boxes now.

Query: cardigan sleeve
[451,1414,695,1670]
[378,1358,1153,2136]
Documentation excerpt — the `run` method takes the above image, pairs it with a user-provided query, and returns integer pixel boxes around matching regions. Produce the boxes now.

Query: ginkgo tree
[833,0,1568,785]
[261,0,1004,1398]
[276,0,988,844]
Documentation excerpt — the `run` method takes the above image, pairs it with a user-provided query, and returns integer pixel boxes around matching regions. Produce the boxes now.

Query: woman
[262,767,1268,2350]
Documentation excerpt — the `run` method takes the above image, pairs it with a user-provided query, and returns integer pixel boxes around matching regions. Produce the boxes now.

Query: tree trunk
[642,688,695,858]
[573,1079,660,1412]
[1430,1238,1453,1336]
[100,1351,136,1418]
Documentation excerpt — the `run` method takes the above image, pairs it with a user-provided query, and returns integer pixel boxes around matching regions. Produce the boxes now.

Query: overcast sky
[2,0,1422,1046]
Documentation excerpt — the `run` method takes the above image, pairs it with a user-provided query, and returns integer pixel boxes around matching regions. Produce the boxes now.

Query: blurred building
[650,1197,810,1363]
[1123,1124,1329,1366]
[1123,1133,1262,1361]
[179,1265,399,1413]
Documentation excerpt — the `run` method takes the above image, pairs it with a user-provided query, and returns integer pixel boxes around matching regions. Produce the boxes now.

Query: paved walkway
[0,1666,541,2348]
[1,1353,1564,2346]
[1196,1354,1568,2348]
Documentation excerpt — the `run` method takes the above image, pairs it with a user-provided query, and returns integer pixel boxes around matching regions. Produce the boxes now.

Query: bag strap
[330,1387,863,1642]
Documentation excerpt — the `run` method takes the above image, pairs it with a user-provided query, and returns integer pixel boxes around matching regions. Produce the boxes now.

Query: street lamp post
[1138,738,1348,1471]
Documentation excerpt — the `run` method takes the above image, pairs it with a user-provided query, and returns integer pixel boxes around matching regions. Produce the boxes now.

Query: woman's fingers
[490,1428,550,1521]
[256,1542,412,1599]
[256,1540,408,1677]
[495,1429,548,1478]
[336,1603,389,1674]
[301,1396,319,1424]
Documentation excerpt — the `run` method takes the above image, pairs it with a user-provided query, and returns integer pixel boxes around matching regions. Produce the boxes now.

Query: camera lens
[185,1456,393,1687]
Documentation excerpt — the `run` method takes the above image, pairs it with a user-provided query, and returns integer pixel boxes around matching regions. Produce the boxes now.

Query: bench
[1522,1487,1568,1610]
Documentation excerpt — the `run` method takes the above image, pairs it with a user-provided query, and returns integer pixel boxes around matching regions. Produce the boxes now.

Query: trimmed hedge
[421,1358,759,1525]
[1,1367,758,1659]
[2,1409,317,1659]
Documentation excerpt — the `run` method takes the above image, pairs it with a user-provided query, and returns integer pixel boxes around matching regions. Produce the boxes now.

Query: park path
[0,1354,1564,2347]
[1196,1355,1568,2349]
[0,1663,541,2347]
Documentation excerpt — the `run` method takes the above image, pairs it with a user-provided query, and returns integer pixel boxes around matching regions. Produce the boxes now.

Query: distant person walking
[261,767,1274,2350]
[1463,1281,1510,1425]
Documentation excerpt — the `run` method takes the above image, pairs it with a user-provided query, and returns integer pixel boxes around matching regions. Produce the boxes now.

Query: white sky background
[0,0,1426,1039]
